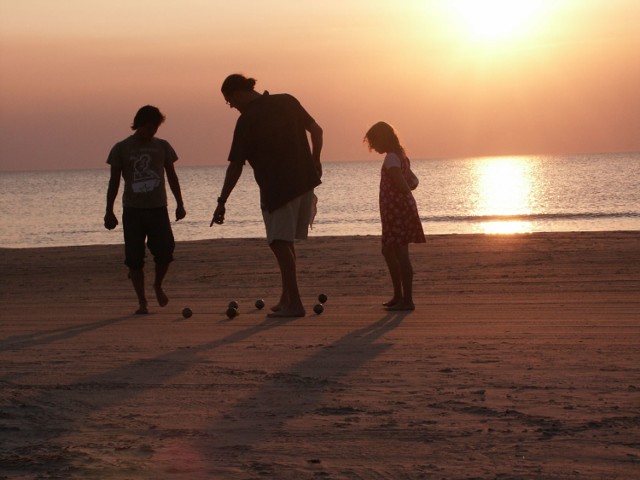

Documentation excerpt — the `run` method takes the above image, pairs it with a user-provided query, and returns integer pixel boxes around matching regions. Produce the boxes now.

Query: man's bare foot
[385,302,415,311]
[267,307,306,318]
[271,295,290,312]
[135,303,149,315]
[154,284,169,307]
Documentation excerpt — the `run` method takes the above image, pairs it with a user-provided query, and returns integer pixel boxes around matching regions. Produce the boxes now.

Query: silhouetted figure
[105,105,186,314]
[211,74,323,317]
[365,121,425,310]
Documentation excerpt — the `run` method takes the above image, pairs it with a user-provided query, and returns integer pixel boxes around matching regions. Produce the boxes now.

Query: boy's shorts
[123,207,175,269]
[262,190,316,244]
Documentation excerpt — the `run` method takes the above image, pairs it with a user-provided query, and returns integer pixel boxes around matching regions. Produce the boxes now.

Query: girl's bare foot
[383,297,401,307]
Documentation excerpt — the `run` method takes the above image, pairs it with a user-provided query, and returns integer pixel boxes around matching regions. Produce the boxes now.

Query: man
[211,74,323,317]
[105,105,186,314]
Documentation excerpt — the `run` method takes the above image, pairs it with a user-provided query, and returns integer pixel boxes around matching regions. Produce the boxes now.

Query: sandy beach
[1,232,639,479]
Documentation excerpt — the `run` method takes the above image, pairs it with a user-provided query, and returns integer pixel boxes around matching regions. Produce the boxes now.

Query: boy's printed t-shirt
[107,136,178,209]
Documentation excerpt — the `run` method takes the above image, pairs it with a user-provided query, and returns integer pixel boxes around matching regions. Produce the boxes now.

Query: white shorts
[262,190,317,244]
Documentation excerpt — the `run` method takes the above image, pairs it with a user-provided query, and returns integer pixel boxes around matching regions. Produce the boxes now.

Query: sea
[1,153,639,249]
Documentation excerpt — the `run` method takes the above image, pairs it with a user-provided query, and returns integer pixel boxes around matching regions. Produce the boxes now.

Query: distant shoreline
[0,229,638,252]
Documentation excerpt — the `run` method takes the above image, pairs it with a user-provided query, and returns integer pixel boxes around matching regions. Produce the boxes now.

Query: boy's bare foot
[135,303,149,315]
[270,303,283,312]
[267,307,306,318]
[385,302,415,311]
[154,284,169,307]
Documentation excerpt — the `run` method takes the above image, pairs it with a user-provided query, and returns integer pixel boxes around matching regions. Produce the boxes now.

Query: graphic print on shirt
[131,152,161,193]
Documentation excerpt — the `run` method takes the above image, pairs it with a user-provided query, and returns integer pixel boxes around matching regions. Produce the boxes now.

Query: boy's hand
[176,204,186,221]
[104,211,118,230]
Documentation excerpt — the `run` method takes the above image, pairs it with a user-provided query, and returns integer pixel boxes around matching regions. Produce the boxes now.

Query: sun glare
[450,0,546,42]
[474,157,534,234]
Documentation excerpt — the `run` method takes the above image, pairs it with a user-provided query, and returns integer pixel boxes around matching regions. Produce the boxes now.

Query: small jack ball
[313,303,324,315]
[228,300,239,309]
[318,293,328,303]
[182,307,192,318]
[255,299,265,309]
[226,307,238,319]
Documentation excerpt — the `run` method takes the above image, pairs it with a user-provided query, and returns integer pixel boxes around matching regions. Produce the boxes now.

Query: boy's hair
[221,74,257,97]
[364,121,405,155]
[131,105,166,130]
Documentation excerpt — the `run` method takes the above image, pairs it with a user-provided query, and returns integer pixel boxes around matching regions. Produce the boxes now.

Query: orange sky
[1,0,639,171]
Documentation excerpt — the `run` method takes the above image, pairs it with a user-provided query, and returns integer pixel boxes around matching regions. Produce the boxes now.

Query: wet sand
[1,232,639,479]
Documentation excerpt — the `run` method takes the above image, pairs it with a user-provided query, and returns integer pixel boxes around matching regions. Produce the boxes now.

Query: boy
[104,105,186,314]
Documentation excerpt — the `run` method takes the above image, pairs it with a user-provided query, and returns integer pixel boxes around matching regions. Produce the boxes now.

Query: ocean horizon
[1,153,639,249]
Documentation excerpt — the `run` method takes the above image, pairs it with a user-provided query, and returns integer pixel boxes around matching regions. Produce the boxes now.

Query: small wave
[424,212,640,223]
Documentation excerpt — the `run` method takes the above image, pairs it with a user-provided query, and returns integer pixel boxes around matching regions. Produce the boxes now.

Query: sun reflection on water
[473,156,534,234]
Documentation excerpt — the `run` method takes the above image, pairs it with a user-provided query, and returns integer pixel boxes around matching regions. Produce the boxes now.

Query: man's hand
[210,204,225,226]
[104,211,118,230]
[176,204,186,221]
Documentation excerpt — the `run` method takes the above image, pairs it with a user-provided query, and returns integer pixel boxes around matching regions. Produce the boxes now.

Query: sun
[450,0,547,42]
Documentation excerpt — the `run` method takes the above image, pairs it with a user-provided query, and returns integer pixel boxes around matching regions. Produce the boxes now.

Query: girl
[364,121,425,310]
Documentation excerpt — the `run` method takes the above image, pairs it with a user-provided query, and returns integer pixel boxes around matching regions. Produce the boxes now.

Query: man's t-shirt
[107,136,178,209]
[228,92,321,212]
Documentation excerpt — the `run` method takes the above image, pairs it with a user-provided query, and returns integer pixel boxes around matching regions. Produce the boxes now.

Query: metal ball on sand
[182,307,193,319]
[313,303,324,315]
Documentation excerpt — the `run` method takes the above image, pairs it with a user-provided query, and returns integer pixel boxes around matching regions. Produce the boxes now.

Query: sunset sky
[1,0,639,171]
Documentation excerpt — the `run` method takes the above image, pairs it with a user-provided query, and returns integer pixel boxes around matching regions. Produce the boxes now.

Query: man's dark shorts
[123,207,175,270]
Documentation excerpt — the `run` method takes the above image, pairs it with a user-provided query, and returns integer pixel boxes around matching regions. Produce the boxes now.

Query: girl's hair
[131,105,165,130]
[364,121,405,155]
[221,74,257,96]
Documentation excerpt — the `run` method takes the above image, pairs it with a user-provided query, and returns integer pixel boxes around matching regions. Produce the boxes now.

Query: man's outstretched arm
[211,161,244,226]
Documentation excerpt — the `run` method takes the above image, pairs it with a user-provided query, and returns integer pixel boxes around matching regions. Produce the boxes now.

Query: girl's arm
[387,166,412,194]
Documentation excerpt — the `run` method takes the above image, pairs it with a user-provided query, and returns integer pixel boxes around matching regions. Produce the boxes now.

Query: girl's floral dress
[379,152,426,247]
